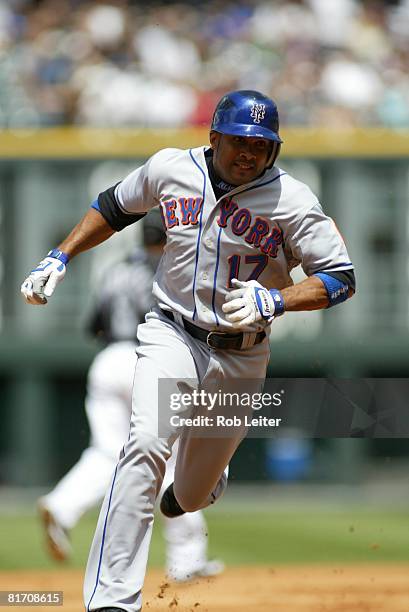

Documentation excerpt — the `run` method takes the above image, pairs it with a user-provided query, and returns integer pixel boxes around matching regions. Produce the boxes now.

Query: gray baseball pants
[84,308,270,611]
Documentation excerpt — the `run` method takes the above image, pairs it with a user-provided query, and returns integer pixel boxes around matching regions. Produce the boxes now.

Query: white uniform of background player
[38,212,223,582]
[21,90,355,612]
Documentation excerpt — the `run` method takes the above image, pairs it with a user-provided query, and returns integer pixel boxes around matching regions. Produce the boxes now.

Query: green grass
[1,509,409,571]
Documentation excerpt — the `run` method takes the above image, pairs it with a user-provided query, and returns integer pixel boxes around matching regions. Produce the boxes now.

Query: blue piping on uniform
[209,171,287,326]
[232,172,287,197]
[211,225,223,326]
[86,462,120,611]
[189,148,207,321]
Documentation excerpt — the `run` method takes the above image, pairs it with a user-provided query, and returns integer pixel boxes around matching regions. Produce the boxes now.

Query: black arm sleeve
[323,269,356,293]
[97,183,146,231]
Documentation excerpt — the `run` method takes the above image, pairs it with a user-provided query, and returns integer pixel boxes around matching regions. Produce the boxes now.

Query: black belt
[161,309,266,350]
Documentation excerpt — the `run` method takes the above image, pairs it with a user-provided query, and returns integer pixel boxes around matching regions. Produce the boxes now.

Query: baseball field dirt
[1,565,409,611]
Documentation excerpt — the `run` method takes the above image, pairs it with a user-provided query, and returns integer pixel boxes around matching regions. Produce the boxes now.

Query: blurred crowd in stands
[0,0,408,129]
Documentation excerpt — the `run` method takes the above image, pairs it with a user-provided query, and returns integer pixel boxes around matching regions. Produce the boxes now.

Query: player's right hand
[21,251,68,305]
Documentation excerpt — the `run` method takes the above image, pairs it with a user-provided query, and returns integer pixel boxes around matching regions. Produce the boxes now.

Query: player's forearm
[280,276,329,311]
[57,209,116,259]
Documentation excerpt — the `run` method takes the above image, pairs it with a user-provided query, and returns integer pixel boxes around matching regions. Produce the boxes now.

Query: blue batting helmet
[211,90,282,144]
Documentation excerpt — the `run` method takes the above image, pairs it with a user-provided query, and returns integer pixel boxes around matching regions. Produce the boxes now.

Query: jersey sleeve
[285,202,353,277]
[97,183,146,231]
[115,148,179,214]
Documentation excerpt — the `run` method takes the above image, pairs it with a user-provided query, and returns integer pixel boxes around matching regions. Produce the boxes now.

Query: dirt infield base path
[1,565,409,612]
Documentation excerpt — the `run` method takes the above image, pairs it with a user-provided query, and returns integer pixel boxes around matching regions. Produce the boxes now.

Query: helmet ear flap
[266,142,281,169]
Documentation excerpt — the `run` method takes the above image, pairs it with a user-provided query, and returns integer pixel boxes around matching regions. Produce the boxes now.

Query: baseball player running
[38,212,223,582]
[21,90,355,612]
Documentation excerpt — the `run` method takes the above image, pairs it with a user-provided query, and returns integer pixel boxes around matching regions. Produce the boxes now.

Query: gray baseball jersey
[116,146,353,331]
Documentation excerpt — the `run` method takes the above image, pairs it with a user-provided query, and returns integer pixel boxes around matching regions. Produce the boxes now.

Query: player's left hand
[222,279,283,327]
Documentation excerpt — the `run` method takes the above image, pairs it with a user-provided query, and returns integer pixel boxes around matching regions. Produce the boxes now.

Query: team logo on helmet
[250,102,266,124]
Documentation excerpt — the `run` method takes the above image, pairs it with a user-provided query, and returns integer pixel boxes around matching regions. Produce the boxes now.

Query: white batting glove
[222,279,285,327]
[21,249,68,305]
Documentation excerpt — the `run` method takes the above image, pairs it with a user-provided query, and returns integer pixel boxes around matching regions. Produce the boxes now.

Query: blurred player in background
[38,209,223,582]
